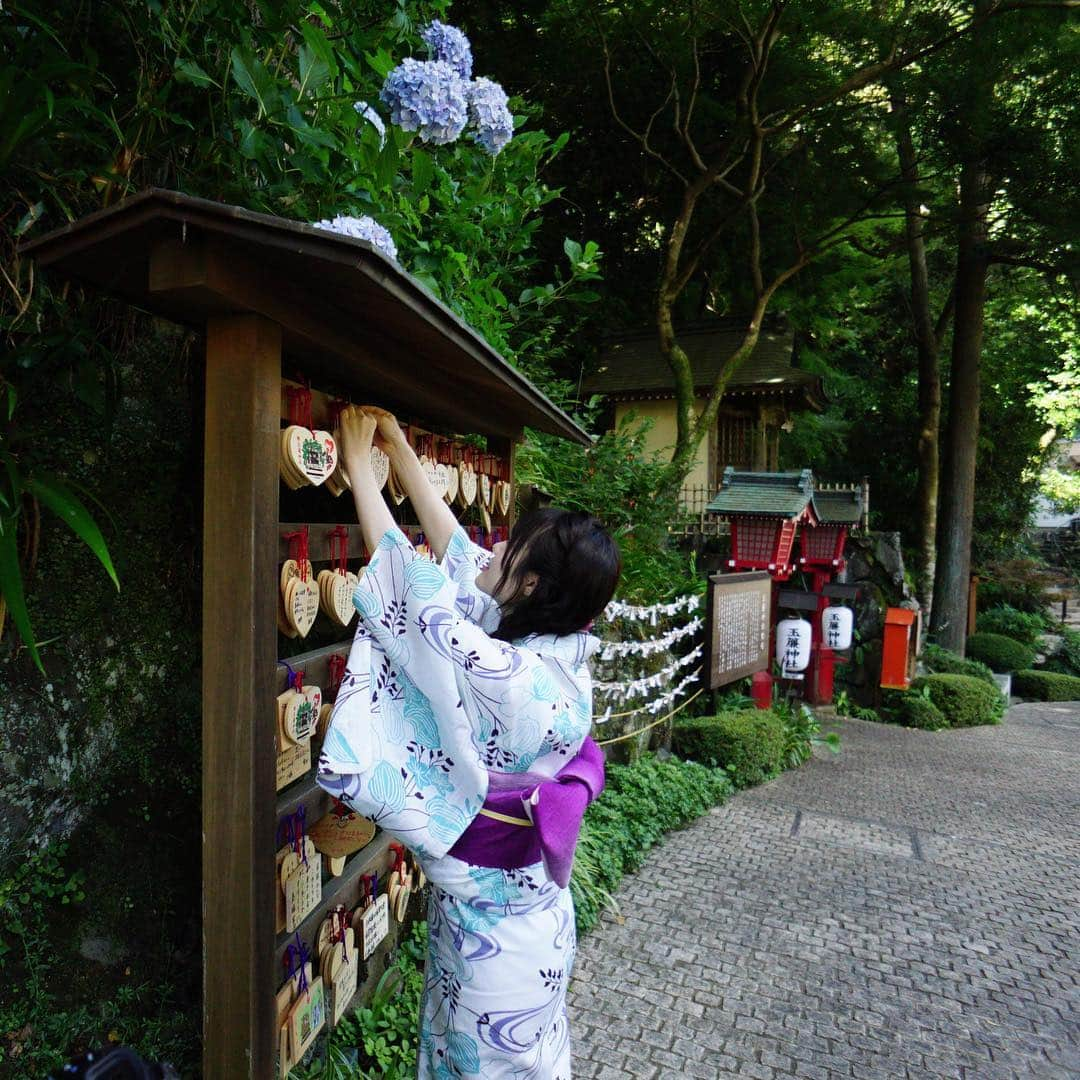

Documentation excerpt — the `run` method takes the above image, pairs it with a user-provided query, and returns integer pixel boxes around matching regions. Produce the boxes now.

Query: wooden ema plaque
[704,571,773,689]
[21,189,589,1080]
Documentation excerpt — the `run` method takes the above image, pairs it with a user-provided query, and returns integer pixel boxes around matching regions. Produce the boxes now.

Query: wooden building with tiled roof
[584,319,827,497]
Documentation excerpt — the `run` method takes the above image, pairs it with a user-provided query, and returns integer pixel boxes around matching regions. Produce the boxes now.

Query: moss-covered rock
[965,633,1036,673]
[910,674,1005,727]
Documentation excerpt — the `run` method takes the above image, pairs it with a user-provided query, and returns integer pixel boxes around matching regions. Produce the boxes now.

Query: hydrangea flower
[420,20,473,79]
[466,77,514,155]
[311,214,398,262]
[380,58,469,146]
[353,101,386,147]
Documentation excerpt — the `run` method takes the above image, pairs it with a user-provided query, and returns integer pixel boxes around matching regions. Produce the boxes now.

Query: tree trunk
[931,159,991,651]
[890,90,941,615]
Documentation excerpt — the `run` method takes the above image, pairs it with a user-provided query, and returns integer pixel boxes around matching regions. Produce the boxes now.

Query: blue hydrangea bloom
[310,214,398,262]
[466,77,514,155]
[420,20,473,79]
[353,100,386,146]
[380,58,469,146]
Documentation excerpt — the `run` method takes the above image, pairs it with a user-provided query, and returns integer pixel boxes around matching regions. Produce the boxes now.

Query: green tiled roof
[706,468,815,518]
[814,488,864,525]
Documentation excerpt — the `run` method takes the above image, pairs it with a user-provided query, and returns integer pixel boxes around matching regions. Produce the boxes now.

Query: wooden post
[202,314,281,1080]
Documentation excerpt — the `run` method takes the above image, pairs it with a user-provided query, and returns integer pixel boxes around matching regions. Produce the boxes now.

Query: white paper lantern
[821,605,854,651]
[776,616,812,674]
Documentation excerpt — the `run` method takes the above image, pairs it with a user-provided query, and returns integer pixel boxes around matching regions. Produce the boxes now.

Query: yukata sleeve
[316,525,490,860]
[438,524,500,630]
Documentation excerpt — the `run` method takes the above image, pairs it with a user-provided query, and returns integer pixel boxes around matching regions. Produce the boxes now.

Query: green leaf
[0,514,43,673]
[173,59,217,89]
[297,45,330,99]
[299,21,338,81]
[364,48,395,79]
[26,475,119,590]
[411,149,433,195]
[563,237,582,264]
[230,47,272,116]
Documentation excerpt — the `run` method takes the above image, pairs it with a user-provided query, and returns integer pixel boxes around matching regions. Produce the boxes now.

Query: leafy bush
[977,556,1056,613]
[772,697,840,767]
[965,633,1036,673]
[571,756,733,936]
[910,674,1005,728]
[975,605,1048,646]
[1043,626,1080,677]
[1013,669,1080,701]
[881,689,948,730]
[921,643,997,685]
[672,709,788,788]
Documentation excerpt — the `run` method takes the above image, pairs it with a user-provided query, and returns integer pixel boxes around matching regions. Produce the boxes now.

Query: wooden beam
[202,314,280,1080]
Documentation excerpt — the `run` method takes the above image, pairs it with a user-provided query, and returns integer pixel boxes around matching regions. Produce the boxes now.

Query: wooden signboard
[704,571,773,688]
[21,190,589,1080]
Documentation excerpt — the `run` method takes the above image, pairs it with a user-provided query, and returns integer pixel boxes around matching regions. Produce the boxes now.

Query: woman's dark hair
[492,508,621,642]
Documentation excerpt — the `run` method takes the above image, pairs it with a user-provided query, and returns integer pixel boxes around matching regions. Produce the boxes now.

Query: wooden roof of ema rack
[20,188,589,445]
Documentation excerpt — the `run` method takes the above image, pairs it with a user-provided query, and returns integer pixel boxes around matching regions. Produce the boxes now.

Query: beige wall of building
[614,398,712,491]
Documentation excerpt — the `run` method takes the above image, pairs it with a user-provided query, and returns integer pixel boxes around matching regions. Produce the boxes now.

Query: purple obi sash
[447,737,605,888]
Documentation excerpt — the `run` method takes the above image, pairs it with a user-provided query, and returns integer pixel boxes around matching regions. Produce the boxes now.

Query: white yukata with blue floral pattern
[317,524,599,1079]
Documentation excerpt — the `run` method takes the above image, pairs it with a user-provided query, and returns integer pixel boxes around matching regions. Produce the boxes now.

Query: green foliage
[672,709,788,789]
[1042,626,1080,678]
[832,689,880,723]
[570,755,733,937]
[977,556,1057,613]
[773,696,840,766]
[880,688,948,731]
[965,632,1036,674]
[1013,669,1080,702]
[293,920,428,1080]
[974,605,1048,646]
[516,413,693,602]
[0,842,84,967]
[910,674,1005,728]
[921,643,997,686]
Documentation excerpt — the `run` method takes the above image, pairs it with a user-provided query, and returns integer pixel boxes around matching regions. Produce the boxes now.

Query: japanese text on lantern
[705,572,773,689]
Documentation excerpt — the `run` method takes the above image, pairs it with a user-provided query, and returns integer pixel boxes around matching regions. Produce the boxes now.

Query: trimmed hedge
[910,674,1005,728]
[673,708,788,788]
[974,605,1046,646]
[881,689,948,730]
[921,643,996,685]
[1013,669,1080,701]
[965,632,1035,674]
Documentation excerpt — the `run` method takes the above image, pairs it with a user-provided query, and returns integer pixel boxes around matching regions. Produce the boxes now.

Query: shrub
[975,605,1047,645]
[1013,670,1080,701]
[673,709,788,788]
[921,643,996,685]
[881,689,948,730]
[965,633,1036,673]
[571,756,733,936]
[1044,626,1080,678]
[977,556,1056,613]
[911,674,1005,727]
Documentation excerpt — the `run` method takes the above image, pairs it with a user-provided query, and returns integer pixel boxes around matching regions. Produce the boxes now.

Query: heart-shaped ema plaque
[443,461,459,505]
[479,473,492,511]
[309,806,376,859]
[497,480,512,517]
[331,572,355,626]
[457,463,477,507]
[431,462,451,501]
[420,455,438,491]
[283,685,322,744]
[370,446,390,491]
[280,426,310,490]
[285,575,319,637]
[386,464,407,505]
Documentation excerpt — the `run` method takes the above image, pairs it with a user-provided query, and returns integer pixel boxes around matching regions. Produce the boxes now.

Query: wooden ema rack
[21,190,588,1079]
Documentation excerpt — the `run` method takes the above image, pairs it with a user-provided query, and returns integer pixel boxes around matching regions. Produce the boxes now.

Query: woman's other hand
[362,405,408,457]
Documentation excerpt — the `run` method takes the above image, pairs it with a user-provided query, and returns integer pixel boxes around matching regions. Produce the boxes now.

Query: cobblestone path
[568,703,1080,1079]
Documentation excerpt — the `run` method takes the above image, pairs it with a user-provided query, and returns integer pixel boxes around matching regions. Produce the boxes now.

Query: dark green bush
[976,556,1057,613]
[881,689,948,730]
[965,633,1036,673]
[975,605,1047,645]
[921,643,996,685]
[911,674,1005,727]
[1013,669,1080,701]
[673,709,788,788]
[1043,626,1080,678]
[571,756,733,936]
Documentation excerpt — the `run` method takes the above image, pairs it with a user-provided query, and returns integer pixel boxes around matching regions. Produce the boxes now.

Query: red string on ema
[327,525,349,576]
[285,384,313,430]
[284,527,310,580]
[327,653,347,698]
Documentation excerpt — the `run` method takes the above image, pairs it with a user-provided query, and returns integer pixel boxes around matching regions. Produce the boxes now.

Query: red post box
[881,607,920,689]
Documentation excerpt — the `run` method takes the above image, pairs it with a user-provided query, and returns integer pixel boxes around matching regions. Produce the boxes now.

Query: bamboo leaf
[0,518,43,673]
[26,475,119,590]
[174,59,218,90]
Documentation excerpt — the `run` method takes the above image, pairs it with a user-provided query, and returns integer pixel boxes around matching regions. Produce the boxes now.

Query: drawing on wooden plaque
[704,571,773,689]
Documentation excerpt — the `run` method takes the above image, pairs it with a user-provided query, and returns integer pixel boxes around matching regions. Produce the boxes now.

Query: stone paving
[568,703,1080,1079]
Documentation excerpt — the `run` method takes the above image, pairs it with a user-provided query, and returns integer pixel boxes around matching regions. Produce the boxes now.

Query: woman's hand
[362,405,408,457]
[339,405,378,474]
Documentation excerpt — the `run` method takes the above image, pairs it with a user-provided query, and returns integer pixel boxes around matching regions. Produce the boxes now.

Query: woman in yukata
[317,405,620,1080]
